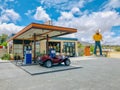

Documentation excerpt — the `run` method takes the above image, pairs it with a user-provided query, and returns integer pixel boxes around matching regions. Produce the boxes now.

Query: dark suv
[38,55,71,68]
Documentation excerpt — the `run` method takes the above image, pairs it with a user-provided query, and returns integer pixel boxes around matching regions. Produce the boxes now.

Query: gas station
[7,23,77,64]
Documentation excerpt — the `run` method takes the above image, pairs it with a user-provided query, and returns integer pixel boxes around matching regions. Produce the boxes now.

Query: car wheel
[45,60,52,68]
[64,59,71,66]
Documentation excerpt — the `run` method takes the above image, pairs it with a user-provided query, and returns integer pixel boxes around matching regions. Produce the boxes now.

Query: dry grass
[108,51,120,58]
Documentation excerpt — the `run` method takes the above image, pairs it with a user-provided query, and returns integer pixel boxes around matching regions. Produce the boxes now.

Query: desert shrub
[78,48,84,56]
[90,45,94,54]
[115,47,120,51]
[1,54,10,60]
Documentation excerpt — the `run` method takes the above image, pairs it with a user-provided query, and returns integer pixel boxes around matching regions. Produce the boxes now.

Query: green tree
[2,42,7,47]
[0,34,8,48]
[0,34,8,44]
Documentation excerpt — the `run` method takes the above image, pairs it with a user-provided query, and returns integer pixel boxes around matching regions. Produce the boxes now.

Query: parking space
[20,64,82,75]
[10,59,82,75]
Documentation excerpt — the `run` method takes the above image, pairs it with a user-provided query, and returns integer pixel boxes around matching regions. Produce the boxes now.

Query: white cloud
[54,10,120,45]
[2,0,14,2]
[25,10,34,16]
[40,0,92,11]
[59,12,73,21]
[55,7,81,27]
[0,1,21,36]
[104,0,120,10]
[0,23,24,35]
[33,6,51,22]
[8,0,14,1]
[0,9,20,23]
[0,0,15,10]
[71,7,80,14]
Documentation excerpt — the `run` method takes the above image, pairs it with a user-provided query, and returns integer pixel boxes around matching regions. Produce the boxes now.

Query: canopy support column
[34,33,36,62]
[46,35,49,55]
[22,38,24,61]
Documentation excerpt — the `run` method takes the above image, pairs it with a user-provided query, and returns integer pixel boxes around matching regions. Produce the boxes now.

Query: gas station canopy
[7,23,77,61]
[8,23,77,41]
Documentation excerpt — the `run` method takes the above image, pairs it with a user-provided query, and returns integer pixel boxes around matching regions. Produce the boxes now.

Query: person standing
[93,30,103,56]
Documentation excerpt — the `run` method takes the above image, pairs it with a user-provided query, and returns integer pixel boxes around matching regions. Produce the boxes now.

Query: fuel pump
[24,45,32,64]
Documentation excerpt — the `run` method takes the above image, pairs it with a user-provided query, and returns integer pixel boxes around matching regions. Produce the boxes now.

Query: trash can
[84,46,90,56]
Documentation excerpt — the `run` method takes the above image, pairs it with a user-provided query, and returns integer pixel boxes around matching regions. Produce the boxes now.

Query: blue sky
[0,0,120,45]
[111,26,120,37]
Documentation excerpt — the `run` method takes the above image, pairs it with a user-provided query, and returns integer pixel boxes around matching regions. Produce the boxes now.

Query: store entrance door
[64,46,75,57]
[63,42,75,57]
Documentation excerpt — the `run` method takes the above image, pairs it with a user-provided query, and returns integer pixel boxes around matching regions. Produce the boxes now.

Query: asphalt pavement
[0,56,120,90]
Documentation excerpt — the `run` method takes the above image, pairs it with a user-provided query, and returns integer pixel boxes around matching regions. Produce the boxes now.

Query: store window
[36,41,40,56]
[48,42,61,53]
[63,42,75,57]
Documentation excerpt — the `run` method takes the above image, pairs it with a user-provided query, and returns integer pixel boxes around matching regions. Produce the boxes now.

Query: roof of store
[52,37,78,41]
[7,23,77,42]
